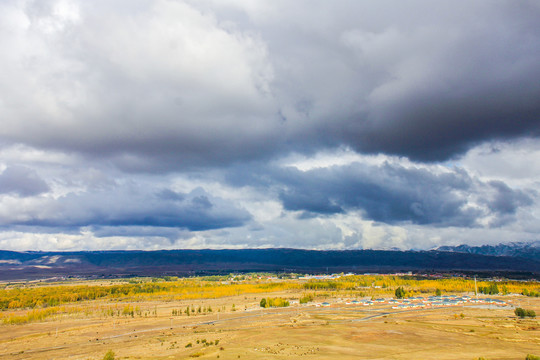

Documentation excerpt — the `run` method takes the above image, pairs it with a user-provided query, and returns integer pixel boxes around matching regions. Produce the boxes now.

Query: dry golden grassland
[0,275,538,360]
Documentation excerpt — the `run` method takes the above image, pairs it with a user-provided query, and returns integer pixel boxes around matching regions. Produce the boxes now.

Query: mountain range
[436,241,540,262]
[1,247,539,281]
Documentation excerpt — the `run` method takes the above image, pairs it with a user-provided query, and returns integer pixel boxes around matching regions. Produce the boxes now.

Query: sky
[1,0,540,251]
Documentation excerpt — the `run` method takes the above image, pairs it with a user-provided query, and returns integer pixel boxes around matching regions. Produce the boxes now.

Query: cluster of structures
[298,273,356,280]
[388,295,508,309]
[313,295,508,309]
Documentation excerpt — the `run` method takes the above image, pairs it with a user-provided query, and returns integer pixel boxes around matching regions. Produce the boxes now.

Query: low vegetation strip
[1,273,538,317]
[0,278,299,311]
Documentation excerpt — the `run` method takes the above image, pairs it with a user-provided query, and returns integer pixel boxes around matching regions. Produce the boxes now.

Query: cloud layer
[0,166,50,197]
[225,161,534,227]
[0,1,540,250]
[2,1,540,167]
[0,184,250,234]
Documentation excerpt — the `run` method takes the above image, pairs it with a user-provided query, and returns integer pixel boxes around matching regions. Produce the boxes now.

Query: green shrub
[478,283,499,295]
[103,350,115,360]
[299,294,314,304]
[522,289,540,297]
[515,307,536,318]
[526,355,540,360]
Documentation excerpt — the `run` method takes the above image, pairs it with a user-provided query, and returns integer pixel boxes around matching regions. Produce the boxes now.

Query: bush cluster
[259,297,289,308]
[478,283,499,295]
[514,307,536,318]
[395,287,406,299]
[299,294,314,304]
[522,289,540,297]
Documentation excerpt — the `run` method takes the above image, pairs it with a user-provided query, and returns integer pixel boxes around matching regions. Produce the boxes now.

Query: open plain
[0,275,538,360]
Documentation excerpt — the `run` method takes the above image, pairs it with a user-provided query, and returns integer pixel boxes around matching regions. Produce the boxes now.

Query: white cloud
[460,139,540,187]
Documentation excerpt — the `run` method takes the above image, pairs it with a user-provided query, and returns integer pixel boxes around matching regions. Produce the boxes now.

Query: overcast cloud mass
[1,0,540,251]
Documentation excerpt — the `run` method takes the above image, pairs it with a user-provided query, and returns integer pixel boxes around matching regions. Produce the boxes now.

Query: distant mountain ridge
[436,242,540,262]
[1,248,539,281]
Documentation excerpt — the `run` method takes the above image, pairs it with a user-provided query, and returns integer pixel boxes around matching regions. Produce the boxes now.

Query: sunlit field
[1,274,539,360]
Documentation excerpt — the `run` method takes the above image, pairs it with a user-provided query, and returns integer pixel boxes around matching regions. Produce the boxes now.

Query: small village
[312,294,509,309]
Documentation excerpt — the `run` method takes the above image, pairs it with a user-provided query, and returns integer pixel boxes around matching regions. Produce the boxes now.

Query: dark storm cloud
[157,189,185,202]
[279,164,479,226]
[339,1,540,161]
[237,0,540,162]
[481,181,535,226]
[1,185,250,233]
[345,61,540,161]
[1,1,539,170]
[486,181,534,215]
[0,166,50,197]
[226,161,533,227]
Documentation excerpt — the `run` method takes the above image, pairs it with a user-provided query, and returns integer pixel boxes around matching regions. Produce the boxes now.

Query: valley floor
[0,291,539,359]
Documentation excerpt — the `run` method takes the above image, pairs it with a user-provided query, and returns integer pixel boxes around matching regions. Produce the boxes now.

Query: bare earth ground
[0,293,538,360]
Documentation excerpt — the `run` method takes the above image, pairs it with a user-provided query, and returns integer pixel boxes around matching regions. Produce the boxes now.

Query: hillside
[1,248,539,280]
[437,242,540,262]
